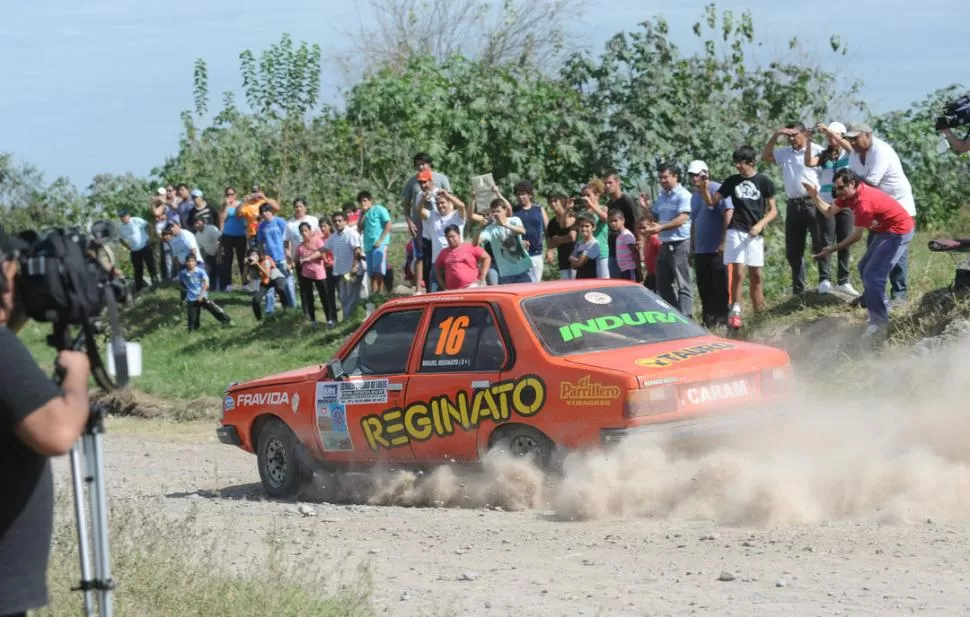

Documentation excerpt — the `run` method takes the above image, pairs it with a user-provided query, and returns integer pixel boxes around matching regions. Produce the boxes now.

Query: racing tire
[256,419,310,499]
[489,425,558,472]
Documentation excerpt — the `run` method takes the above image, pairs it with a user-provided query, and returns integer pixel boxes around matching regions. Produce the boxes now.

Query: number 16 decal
[435,315,469,356]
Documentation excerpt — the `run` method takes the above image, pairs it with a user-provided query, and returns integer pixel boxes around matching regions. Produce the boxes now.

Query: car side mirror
[328,359,345,380]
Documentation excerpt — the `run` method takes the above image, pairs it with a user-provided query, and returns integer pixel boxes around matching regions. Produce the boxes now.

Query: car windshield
[521,285,706,356]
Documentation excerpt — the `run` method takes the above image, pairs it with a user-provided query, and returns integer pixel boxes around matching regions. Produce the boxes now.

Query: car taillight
[625,385,679,417]
[760,365,793,396]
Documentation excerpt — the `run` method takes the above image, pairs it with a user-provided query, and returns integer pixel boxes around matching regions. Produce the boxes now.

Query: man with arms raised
[402,153,451,294]
[686,160,733,329]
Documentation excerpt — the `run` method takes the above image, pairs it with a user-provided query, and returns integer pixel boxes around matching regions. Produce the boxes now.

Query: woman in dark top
[545,192,577,279]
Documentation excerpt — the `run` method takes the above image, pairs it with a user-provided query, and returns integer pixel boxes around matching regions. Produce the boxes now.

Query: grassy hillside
[19,230,970,412]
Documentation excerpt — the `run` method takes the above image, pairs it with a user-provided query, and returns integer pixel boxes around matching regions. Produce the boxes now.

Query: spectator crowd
[117,122,920,340]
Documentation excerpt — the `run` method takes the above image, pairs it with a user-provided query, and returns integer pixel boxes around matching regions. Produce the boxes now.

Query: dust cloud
[553,330,970,525]
[314,329,970,526]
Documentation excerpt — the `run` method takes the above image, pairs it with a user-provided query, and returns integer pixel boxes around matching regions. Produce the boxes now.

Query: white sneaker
[862,324,886,338]
[818,280,833,294]
[837,282,860,296]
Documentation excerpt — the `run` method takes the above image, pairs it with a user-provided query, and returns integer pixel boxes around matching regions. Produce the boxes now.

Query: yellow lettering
[383,409,409,447]
[471,388,500,425]
[443,393,470,433]
[404,403,432,441]
[512,376,545,417]
[361,415,389,451]
[491,382,514,421]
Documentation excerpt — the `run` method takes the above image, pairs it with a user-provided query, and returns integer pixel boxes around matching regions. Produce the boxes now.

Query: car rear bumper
[216,424,242,446]
[600,405,787,446]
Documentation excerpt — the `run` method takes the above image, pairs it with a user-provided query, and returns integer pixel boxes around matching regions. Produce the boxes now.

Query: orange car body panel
[219,280,792,466]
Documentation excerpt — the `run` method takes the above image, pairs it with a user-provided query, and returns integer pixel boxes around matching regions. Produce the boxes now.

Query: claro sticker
[315,382,354,452]
[559,311,689,342]
[360,375,546,452]
[635,342,735,368]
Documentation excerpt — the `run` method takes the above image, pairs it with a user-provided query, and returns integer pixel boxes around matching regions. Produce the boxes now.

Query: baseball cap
[686,160,708,175]
[827,121,847,135]
[156,187,167,196]
[844,122,872,138]
[416,169,433,182]
[191,189,203,198]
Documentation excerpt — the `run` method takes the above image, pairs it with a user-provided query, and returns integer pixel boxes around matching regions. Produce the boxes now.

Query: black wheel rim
[509,434,541,458]
[264,437,288,487]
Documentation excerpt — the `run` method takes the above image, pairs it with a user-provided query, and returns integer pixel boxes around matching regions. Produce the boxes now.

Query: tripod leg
[70,444,96,617]
[85,430,115,617]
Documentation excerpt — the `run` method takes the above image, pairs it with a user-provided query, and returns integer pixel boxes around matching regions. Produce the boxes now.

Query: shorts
[723,229,764,268]
[366,246,387,276]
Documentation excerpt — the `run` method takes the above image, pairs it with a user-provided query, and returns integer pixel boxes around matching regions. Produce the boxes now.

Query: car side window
[420,306,507,373]
[342,309,423,376]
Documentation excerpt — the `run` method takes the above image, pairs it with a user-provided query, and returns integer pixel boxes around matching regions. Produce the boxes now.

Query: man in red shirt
[434,225,491,290]
[803,168,915,338]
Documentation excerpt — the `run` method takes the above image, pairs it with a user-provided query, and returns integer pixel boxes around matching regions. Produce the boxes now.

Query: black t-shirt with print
[717,173,776,232]
[0,328,64,614]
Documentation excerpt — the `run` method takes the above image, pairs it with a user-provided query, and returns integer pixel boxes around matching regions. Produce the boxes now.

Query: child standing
[247,248,288,321]
[179,253,231,331]
[637,219,662,291]
[607,209,639,280]
[296,222,335,328]
[569,216,601,280]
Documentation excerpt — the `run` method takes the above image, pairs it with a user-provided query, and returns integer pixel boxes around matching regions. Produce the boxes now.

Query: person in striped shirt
[607,209,638,280]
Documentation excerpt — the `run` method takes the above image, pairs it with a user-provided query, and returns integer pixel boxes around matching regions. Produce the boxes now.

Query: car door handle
[471,380,490,389]
[388,383,403,392]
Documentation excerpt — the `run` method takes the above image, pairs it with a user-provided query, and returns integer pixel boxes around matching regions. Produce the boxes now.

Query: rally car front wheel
[256,418,309,498]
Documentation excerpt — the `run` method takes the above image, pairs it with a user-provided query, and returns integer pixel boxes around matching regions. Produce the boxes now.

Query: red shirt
[835,183,914,235]
[642,233,661,275]
[435,243,486,289]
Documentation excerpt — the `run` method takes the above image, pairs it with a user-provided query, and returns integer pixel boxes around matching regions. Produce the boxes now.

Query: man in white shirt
[419,188,467,291]
[842,122,916,303]
[118,209,158,292]
[192,217,224,290]
[323,210,366,320]
[763,122,834,295]
[161,221,202,302]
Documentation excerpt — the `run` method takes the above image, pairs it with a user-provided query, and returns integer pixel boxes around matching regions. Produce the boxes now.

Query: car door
[313,307,425,464]
[402,303,512,463]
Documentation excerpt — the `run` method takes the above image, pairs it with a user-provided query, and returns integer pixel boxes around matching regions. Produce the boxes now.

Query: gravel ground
[51,420,970,617]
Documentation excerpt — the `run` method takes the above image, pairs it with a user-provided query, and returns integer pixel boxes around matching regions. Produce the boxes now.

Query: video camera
[10,220,136,390]
[934,95,970,131]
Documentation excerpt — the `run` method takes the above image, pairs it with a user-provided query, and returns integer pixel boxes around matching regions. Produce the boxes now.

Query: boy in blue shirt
[357,190,392,295]
[179,253,232,331]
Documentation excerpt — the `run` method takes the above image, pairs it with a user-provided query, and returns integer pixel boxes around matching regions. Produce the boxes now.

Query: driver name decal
[635,342,735,368]
[360,374,546,451]
[559,311,688,342]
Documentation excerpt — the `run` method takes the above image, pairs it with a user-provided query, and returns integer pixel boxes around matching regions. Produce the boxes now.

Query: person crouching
[179,253,231,331]
[247,248,287,321]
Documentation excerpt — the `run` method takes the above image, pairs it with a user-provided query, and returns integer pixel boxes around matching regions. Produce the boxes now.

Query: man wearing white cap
[686,159,733,329]
[762,122,833,295]
[834,122,916,305]
[804,122,861,297]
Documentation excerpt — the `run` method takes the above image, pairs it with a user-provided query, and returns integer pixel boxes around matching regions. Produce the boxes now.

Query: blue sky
[0,0,963,190]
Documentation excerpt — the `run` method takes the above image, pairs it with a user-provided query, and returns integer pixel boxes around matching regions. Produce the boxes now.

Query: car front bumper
[600,405,788,446]
[216,424,242,446]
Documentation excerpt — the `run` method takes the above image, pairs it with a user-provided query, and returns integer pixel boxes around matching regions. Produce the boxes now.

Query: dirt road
[51,412,970,617]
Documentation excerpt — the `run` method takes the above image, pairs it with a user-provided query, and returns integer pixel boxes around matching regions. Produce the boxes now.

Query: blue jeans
[867,226,910,300]
[498,271,532,285]
[860,230,914,326]
[265,267,297,313]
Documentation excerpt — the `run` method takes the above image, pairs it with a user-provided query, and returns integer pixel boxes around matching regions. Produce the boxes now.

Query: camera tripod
[51,322,122,617]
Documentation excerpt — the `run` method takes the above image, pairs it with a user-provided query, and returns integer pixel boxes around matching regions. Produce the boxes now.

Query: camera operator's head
[844,122,873,153]
[0,228,28,332]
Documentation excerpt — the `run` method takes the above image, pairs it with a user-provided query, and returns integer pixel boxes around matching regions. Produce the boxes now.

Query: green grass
[36,497,375,617]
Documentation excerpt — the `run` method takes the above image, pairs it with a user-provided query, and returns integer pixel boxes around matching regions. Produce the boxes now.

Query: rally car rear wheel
[256,419,308,498]
[489,425,556,470]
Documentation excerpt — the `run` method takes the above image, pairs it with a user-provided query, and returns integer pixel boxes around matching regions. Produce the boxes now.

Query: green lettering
[594,315,624,332]
[622,312,648,326]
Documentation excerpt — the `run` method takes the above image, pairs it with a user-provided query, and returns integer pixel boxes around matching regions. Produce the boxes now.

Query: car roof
[381,279,643,308]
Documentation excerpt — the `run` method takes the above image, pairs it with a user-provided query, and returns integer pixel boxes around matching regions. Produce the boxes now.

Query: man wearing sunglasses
[833,123,916,306]
[802,169,914,340]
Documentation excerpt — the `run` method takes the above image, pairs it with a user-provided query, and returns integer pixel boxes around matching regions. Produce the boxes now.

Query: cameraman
[0,229,93,617]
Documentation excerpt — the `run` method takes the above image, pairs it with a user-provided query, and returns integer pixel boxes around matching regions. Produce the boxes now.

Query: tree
[340,0,584,76]
[86,173,153,220]
[0,153,85,233]
[559,2,864,187]
[872,85,970,229]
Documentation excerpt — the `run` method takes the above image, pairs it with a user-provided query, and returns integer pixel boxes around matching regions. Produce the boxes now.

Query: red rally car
[216,280,793,497]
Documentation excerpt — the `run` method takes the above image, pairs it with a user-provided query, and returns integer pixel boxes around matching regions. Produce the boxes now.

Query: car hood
[562,335,789,384]
[229,365,326,392]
